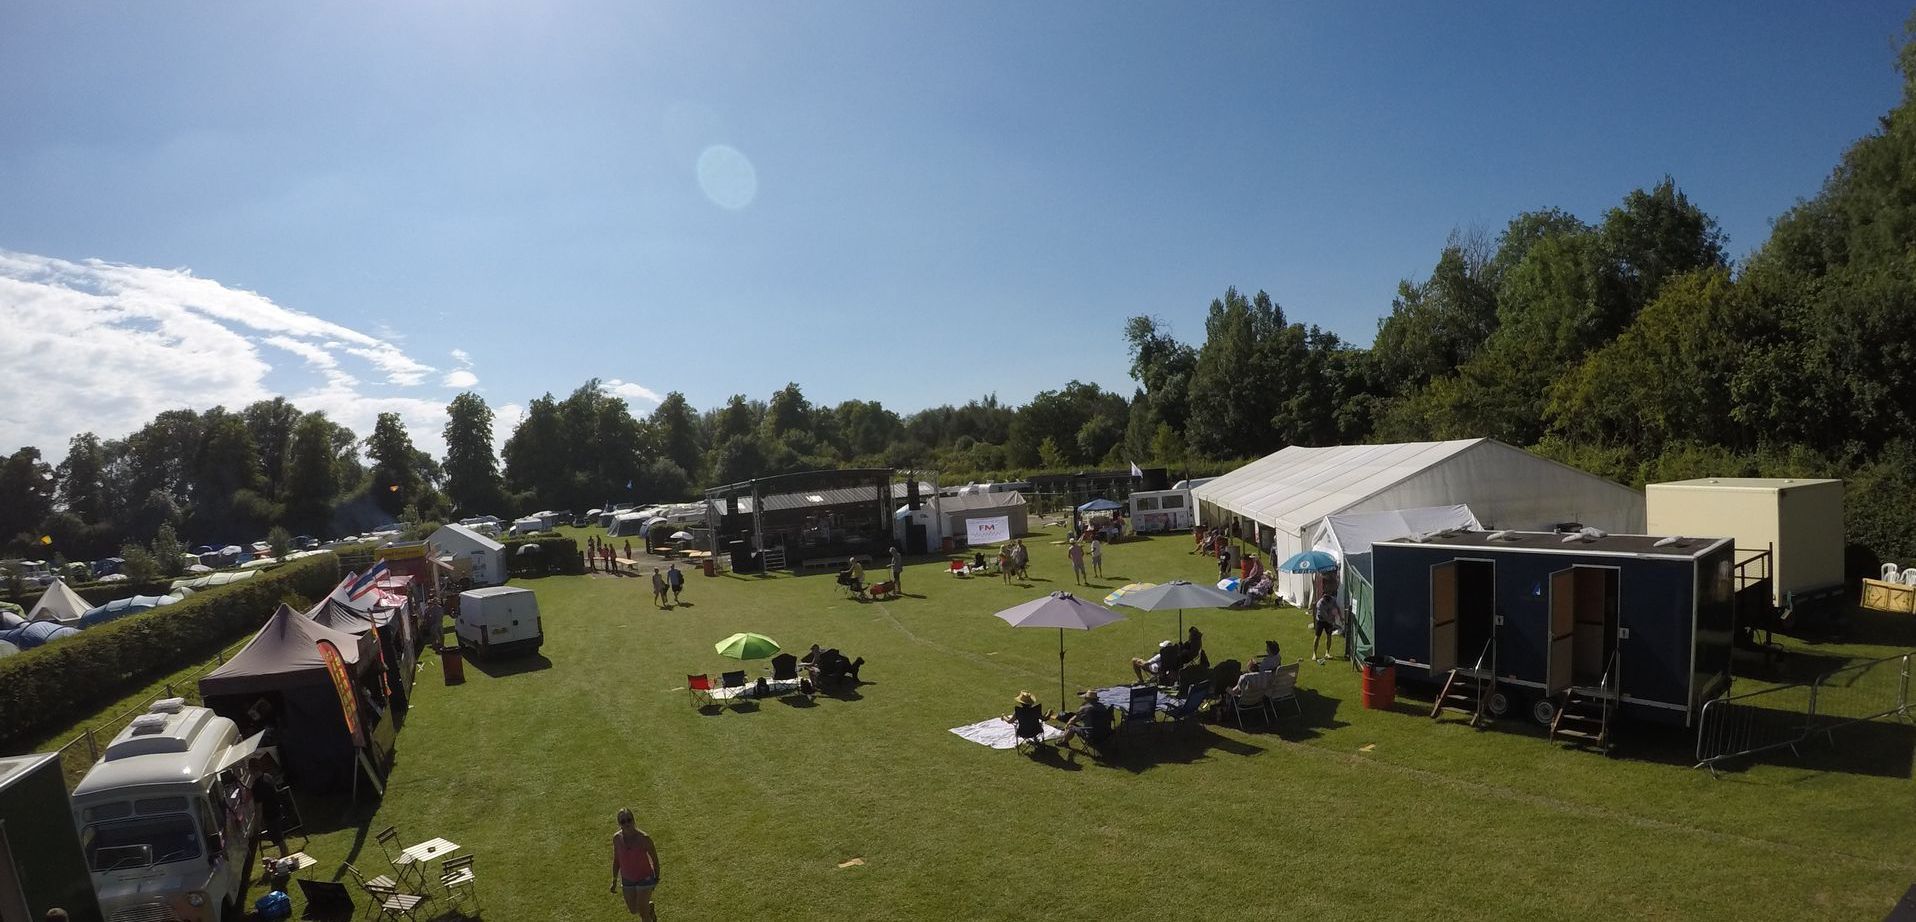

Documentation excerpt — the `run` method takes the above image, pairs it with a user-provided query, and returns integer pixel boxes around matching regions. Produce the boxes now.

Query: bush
[500,535,582,576]
[0,552,342,750]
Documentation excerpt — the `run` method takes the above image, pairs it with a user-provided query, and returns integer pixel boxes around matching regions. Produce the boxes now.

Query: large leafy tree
[649,392,704,481]
[284,412,349,534]
[187,409,266,540]
[242,398,303,502]
[443,393,505,515]
[0,447,55,551]
[55,433,111,526]
[366,412,425,517]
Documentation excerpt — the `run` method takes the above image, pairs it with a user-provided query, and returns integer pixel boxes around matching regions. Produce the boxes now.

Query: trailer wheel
[1484,689,1513,718]
[1531,698,1558,726]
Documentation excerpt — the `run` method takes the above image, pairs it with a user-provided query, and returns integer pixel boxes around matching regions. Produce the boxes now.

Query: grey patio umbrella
[1109,579,1242,636]
[995,591,1128,712]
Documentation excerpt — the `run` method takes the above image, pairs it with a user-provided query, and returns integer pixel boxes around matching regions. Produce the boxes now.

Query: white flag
[1129,461,1143,478]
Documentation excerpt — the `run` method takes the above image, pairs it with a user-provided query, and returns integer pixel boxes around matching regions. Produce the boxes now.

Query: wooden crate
[1860,578,1916,614]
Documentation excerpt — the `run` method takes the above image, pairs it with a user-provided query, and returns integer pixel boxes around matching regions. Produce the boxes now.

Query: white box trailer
[457,586,544,658]
[1646,478,1845,607]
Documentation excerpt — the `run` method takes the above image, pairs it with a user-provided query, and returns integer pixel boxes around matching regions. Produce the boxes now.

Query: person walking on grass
[1089,536,1104,580]
[610,808,661,920]
[1312,592,1338,664]
[890,546,904,594]
[1067,541,1086,585]
[667,563,685,603]
[624,540,634,567]
[651,568,667,608]
[998,546,1013,585]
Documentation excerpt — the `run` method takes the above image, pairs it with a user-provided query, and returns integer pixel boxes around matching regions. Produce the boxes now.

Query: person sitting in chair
[972,551,989,574]
[1056,689,1114,753]
[1249,639,1282,674]
[1130,640,1179,683]
[1002,690,1051,746]
[807,646,865,687]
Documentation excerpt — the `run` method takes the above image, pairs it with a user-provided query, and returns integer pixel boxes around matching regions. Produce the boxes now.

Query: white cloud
[442,369,479,389]
[601,379,663,405]
[0,248,454,460]
[450,348,472,366]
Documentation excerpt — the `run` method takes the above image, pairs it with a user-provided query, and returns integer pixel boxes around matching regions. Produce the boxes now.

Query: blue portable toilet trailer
[1370,530,1739,729]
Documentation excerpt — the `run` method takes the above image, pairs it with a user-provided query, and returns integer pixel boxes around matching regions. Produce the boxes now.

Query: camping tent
[1194,439,1644,606]
[0,620,81,651]
[27,580,90,625]
[430,523,507,587]
[199,604,385,793]
[607,512,654,538]
[78,593,184,628]
[169,569,260,592]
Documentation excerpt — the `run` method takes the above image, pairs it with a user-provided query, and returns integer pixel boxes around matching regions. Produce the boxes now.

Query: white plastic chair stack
[1884,563,1902,582]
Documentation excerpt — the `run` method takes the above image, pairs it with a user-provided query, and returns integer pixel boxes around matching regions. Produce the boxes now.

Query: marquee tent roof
[1192,439,1645,536]
[28,580,90,625]
[1311,505,1482,560]
[432,522,504,553]
[199,603,375,697]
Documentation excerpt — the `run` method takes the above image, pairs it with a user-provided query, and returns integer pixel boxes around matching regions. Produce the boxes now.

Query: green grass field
[59,527,1916,919]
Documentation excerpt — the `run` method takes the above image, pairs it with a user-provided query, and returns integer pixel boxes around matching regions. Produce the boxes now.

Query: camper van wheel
[1484,690,1512,718]
[1530,698,1559,727]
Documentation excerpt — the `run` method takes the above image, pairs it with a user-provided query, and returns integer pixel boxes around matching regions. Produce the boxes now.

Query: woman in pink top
[610,808,661,919]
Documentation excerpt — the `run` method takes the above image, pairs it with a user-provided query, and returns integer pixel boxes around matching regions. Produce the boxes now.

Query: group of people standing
[1066,535,1105,585]
[585,535,634,573]
[996,540,1031,584]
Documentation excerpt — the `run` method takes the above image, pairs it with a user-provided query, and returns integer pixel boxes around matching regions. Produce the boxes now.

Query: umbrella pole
[1178,608,1185,638]
[1058,628,1067,714]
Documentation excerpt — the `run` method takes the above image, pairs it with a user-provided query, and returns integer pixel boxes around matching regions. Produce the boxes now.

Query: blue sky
[1,2,1909,458]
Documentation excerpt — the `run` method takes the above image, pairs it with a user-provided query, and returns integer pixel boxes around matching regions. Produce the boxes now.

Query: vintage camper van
[70,700,263,922]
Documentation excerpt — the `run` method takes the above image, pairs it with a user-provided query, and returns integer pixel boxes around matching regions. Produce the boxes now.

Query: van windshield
[84,814,201,870]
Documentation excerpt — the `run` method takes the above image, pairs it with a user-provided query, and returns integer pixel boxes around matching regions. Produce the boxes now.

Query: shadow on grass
[1086,723,1265,774]
[466,652,553,679]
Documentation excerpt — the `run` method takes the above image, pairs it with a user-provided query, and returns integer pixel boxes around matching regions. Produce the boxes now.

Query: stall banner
[966,515,1012,546]
[316,639,363,745]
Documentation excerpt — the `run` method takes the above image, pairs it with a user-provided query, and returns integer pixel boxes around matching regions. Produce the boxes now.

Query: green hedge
[0,553,342,751]
[500,535,583,576]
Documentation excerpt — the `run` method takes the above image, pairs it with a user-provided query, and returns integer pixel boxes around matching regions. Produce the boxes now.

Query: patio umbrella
[714,632,781,660]
[671,531,695,541]
[1278,550,1339,573]
[1110,578,1241,636]
[1102,582,1157,606]
[994,591,1127,712]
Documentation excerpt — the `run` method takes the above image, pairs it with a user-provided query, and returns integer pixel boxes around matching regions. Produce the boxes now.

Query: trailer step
[1550,690,1613,748]
[1431,668,1495,728]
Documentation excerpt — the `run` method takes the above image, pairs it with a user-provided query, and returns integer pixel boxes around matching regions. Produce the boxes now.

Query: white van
[457,586,544,658]
[71,700,264,922]
[1129,488,1195,533]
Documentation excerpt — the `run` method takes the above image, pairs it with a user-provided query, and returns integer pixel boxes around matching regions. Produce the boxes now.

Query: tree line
[9,25,1916,571]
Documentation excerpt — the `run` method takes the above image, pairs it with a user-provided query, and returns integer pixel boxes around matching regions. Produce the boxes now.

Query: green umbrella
[714,632,781,660]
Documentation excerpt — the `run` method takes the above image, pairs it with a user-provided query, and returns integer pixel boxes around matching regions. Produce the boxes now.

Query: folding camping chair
[1011,708,1050,754]
[1124,685,1160,734]
[948,559,968,577]
[720,670,749,707]
[769,654,810,700]
[1163,681,1211,732]
[686,674,715,709]
[1226,670,1271,728]
[1265,663,1303,720]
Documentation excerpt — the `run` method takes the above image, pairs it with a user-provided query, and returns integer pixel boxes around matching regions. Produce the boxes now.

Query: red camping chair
[948,559,967,577]
[687,674,714,708]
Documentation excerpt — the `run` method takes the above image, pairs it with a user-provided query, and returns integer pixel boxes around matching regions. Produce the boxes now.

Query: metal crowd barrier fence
[1694,652,1914,775]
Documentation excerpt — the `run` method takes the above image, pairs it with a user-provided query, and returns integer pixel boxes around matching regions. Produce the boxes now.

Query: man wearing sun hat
[1056,688,1114,753]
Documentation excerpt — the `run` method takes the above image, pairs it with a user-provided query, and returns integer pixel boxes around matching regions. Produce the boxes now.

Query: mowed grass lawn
[261,527,1914,920]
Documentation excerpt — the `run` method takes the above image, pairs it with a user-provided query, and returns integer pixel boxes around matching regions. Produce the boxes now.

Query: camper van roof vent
[149,697,186,714]
[1486,530,1518,542]
[1653,536,1690,548]
[1562,527,1607,544]
[128,714,169,734]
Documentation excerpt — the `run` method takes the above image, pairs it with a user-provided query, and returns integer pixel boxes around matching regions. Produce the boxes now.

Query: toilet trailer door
[1429,561,1458,673]
[1546,569,1576,695]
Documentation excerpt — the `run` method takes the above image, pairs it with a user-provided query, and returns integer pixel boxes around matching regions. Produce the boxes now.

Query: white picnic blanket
[711,679,803,700]
[949,717,1063,749]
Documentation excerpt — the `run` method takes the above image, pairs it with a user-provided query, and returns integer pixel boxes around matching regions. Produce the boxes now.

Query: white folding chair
[1882,563,1902,582]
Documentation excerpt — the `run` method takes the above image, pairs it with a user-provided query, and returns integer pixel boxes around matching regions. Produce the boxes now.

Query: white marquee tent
[27,579,89,625]
[1311,505,1483,562]
[1194,439,1646,605]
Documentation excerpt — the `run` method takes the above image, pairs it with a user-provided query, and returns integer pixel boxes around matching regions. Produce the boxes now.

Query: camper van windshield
[84,813,201,870]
